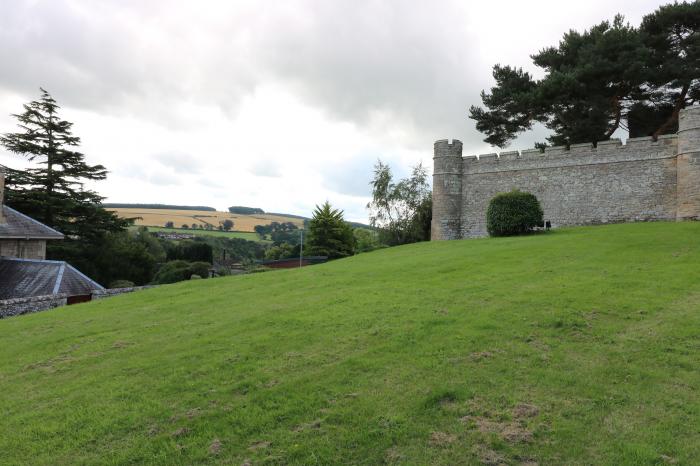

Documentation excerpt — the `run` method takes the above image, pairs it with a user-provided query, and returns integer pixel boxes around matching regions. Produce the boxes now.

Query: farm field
[1,222,699,464]
[109,207,305,232]
[144,226,263,242]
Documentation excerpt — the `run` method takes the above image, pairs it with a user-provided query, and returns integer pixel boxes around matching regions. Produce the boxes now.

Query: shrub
[164,240,213,263]
[486,190,544,237]
[152,260,211,284]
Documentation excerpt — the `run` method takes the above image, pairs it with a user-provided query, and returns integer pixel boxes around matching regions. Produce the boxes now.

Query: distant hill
[106,204,371,229]
[267,212,371,229]
[267,211,307,220]
[107,207,305,232]
[104,203,216,211]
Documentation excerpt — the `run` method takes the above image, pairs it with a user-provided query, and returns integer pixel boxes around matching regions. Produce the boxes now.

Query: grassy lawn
[1,222,699,465]
[144,226,263,242]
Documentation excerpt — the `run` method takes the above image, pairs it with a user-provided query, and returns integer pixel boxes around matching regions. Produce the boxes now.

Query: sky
[0,0,668,222]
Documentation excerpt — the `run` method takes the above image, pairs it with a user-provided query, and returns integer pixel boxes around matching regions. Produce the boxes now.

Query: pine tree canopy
[0,88,130,241]
[469,2,700,148]
[306,202,356,259]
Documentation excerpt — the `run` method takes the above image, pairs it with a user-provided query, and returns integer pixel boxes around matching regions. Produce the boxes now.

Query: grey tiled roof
[0,206,64,240]
[0,258,104,299]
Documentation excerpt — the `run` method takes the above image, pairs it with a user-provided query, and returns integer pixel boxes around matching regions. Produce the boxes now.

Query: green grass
[1,222,699,465]
[144,226,263,242]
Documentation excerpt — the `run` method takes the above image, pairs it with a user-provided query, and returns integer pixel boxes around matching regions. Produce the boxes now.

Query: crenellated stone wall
[432,106,700,239]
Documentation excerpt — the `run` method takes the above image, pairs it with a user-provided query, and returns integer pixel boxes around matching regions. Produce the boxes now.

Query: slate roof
[0,258,104,300]
[0,206,64,240]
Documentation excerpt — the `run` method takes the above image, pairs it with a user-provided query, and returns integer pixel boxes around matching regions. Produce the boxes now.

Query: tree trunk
[604,96,622,139]
[46,107,54,225]
[653,83,690,140]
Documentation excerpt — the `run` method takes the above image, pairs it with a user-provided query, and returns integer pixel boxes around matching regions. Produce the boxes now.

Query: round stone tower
[431,139,463,240]
[677,105,700,220]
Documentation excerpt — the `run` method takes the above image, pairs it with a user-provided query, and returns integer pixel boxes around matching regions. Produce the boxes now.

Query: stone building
[0,167,104,306]
[432,105,700,239]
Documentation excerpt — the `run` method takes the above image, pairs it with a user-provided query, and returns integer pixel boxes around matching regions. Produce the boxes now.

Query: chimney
[0,166,5,224]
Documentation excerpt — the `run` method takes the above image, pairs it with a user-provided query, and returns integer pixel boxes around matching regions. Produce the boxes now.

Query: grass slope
[1,222,699,465]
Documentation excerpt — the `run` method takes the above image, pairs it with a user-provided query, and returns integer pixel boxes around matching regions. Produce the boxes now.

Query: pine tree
[0,88,130,256]
[306,202,355,259]
[469,2,700,148]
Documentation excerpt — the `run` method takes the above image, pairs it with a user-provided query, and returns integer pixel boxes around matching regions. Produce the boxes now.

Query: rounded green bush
[486,190,544,237]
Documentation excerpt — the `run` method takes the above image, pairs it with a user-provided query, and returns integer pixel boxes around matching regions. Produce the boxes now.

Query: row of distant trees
[164,219,234,231]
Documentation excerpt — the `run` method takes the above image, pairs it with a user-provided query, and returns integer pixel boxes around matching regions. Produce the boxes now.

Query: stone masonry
[432,105,700,239]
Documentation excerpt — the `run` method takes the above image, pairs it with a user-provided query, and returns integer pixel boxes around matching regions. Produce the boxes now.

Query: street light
[299,229,303,268]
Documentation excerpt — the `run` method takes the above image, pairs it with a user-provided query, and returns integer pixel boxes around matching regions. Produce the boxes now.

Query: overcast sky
[0,0,667,222]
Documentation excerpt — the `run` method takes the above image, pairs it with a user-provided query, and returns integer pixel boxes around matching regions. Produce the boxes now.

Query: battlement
[462,134,678,175]
[434,139,463,159]
[432,105,700,239]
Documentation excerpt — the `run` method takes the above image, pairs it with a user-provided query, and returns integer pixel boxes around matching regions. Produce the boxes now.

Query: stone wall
[0,287,155,318]
[432,106,700,239]
[0,294,67,318]
[91,286,155,299]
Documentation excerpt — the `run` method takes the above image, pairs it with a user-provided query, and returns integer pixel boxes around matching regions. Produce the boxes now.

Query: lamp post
[299,230,303,268]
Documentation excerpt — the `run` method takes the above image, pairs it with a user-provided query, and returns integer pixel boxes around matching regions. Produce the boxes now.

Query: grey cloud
[0,0,669,154]
[148,171,181,186]
[249,158,282,178]
[319,152,381,198]
[0,0,486,145]
[114,163,181,186]
[256,1,487,146]
[154,151,201,174]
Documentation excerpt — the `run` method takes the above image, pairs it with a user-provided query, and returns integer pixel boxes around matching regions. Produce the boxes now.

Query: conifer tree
[0,88,130,240]
[306,202,355,259]
[469,2,699,148]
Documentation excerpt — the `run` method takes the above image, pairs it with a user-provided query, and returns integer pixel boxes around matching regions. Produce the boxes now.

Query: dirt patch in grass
[24,354,76,372]
[513,403,539,419]
[112,341,131,349]
[470,351,494,361]
[429,431,456,447]
[385,446,403,463]
[501,423,534,443]
[248,440,270,451]
[208,438,222,455]
[461,416,534,444]
[293,419,322,432]
[472,445,507,465]
[171,427,190,438]
[147,424,159,436]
